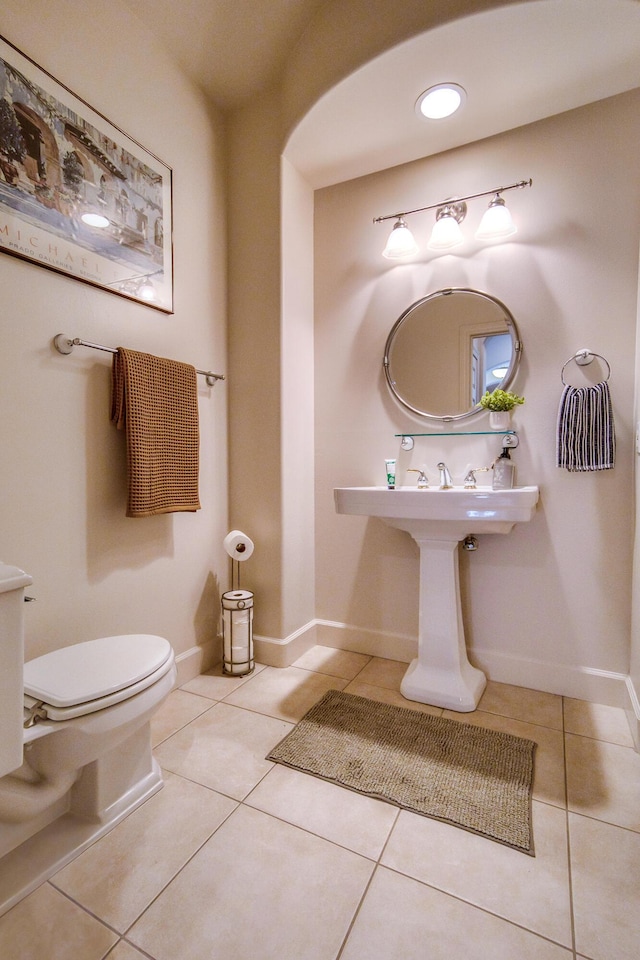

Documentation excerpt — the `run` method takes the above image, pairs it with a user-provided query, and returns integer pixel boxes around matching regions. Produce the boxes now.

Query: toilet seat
[23,635,174,722]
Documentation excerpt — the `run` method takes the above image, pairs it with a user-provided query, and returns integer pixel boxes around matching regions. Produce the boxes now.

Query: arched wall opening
[229,1,640,732]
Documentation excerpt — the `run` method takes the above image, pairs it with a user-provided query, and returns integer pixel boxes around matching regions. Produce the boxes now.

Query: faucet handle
[464,466,490,489]
[407,468,429,488]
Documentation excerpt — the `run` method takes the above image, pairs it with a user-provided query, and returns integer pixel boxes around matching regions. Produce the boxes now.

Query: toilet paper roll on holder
[223,530,254,590]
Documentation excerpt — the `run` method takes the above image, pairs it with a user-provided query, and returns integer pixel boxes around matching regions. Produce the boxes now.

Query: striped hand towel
[556,381,616,472]
[111,348,201,517]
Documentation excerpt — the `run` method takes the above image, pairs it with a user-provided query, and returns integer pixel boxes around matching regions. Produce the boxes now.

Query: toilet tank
[0,562,32,776]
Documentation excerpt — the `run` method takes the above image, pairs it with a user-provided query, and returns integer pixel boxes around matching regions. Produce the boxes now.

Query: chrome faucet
[437,462,453,489]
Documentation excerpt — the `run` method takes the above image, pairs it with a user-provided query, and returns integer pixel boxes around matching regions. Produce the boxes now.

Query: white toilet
[0,562,176,916]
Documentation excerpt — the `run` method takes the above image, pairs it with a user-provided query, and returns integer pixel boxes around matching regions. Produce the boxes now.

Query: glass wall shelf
[395,430,517,438]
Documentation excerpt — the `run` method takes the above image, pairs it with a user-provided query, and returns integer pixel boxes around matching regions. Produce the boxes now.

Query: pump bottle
[492,447,515,490]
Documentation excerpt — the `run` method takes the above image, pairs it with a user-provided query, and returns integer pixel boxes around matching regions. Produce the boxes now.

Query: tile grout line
[333,807,402,959]
[151,699,218,748]
[47,774,242,949]
[243,664,573,955]
[379,859,574,954]
[117,795,241,944]
[12,657,626,957]
[44,880,123,944]
[125,669,404,951]
[104,935,157,960]
[561,696,579,960]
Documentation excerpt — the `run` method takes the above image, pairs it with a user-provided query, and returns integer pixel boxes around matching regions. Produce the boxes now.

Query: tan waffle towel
[111,348,201,517]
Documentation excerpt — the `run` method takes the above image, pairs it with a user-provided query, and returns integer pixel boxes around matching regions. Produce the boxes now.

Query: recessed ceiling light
[416,83,466,120]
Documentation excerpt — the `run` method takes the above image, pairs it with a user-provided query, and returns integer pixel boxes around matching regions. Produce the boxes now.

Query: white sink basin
[334,483,539,711]
[334,485,539,540]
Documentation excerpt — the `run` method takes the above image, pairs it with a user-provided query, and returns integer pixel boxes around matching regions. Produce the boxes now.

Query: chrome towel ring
[561,349,611,385]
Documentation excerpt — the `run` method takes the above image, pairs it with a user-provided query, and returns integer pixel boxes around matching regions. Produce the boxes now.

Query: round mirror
[383,287,522,421]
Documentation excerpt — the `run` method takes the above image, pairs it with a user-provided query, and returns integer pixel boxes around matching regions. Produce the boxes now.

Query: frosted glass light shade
[382,219,419,259]
[475,197,517,239]
[428,214,463,250]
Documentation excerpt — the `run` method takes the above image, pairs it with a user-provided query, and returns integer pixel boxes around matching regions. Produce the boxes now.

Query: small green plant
[479,388,525,412]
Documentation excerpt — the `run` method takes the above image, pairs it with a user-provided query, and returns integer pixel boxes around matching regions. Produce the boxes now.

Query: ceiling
[123,0,640,188]
[122,0,326,110]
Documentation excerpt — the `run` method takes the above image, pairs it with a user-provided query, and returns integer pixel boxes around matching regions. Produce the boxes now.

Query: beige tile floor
[1,645,639,960]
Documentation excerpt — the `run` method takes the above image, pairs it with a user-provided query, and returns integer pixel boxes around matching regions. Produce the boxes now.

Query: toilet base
[0,724,164,917]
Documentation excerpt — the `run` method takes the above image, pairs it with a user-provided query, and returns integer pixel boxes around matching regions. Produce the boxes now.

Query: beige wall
[314,91,640,703]
[4,0,640,717]
[227,86,284,638]
[1,0,228,677]
[281,158,315,636]
[631,253,640,745]
[227,0,531,648]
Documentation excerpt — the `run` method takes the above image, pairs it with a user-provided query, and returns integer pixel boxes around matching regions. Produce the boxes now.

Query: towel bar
[53,334,224,386]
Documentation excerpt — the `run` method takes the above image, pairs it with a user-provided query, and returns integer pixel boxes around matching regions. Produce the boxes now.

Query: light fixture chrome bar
[373,178,532,224]
[53,334,225,385]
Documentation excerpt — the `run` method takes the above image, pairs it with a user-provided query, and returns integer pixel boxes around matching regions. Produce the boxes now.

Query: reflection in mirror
[472,332,512,401]
[383,288,521,421]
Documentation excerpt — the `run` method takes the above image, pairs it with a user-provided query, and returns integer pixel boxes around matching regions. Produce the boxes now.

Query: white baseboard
[313,622,631,707]
[313,620,417,664]
[253,619,418,668]
[471,647,630,708]
[625,676,640,750]
[222,616,633,711]
[253,622,318,668]
[174,640,219,686]
[252,618,631,708]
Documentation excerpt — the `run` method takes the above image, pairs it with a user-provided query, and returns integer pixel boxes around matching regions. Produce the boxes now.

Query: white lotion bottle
[492,447,515,490]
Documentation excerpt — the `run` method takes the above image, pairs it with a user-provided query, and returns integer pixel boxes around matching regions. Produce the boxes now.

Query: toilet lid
[23,634,172,708]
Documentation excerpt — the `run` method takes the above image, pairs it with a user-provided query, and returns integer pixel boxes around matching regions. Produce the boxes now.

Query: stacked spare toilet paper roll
[223,529,255,562]
[222,530,255,676]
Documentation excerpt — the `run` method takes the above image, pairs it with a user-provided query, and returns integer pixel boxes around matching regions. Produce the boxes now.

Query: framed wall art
[0,35,173,312]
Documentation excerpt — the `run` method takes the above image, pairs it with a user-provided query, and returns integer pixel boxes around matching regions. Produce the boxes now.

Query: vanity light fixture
[374,178,532,259]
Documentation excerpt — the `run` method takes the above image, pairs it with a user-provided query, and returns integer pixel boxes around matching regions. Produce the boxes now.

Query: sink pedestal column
[400,538,486,712]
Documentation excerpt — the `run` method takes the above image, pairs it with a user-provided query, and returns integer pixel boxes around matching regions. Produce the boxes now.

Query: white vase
[489,411,511,430]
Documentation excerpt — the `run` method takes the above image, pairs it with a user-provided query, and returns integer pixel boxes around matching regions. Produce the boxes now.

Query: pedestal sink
[334,485,539,711]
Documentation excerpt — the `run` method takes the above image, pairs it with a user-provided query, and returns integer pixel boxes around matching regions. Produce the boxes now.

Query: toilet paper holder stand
[221,533,255,677]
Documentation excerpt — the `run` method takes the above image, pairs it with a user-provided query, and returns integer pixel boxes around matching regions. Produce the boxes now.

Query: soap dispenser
[492,447,515,490]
